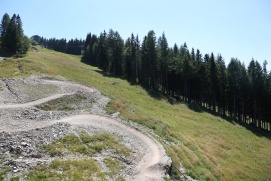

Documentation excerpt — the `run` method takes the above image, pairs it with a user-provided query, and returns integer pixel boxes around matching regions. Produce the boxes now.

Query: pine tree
[140,36,148,86]
[157,32,169,94]
[6,14,17,53]
[135,35,140,83]
[216,54,227,115]
[146,30,157,89]
[0,13,10,49]
[239,63,249,122]
[208,53,218,111]
[107,30,124,76]
[130,33,137,83]
[124,37,132,81]
[1,13,29,53]
[167,45,179,96]
[194,49,206,105]
[180,43,192,102]
[227,58,242,119]
[97,31,109,72]
[83,33,98,65]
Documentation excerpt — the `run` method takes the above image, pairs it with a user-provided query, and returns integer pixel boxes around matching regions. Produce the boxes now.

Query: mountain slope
[0,47,270,180]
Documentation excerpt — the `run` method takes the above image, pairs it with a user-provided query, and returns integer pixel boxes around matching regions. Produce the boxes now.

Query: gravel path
[0,76,171,180]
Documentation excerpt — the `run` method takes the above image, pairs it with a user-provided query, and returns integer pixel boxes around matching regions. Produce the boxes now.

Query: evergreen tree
[107,29,124,76]
[1,13,29,53]
[97,31,109,72]
[157,32,169,94]
[208,53,218,111]
[227,58,242,119]
[194,49,206,105]
[179,43,192,102]
[167,45,179,96]
[6,14,17,53]
[146,30,158,89]
[0,13,10,49]
[140,36,149,86]
[15,15,24,52]
[216,54,227,115]
[124,37,132,81]
[135,35,141,83]
[83,33,98,65]
[239,63,249,122]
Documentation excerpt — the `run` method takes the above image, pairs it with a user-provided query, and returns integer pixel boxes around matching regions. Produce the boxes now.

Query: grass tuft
[80,132,130,157]
[10,176,20,181]
[0,157,11,181]
[26,158,105,181]
[103,157,125,180]
[42,132,130,157]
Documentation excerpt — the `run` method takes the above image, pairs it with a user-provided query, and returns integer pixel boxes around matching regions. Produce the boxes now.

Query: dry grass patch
[106,99,127,114]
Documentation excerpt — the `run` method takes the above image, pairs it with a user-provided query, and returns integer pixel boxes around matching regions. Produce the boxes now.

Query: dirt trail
[0,93,75,109]
[0,77,171,181]
[56,114,167,181]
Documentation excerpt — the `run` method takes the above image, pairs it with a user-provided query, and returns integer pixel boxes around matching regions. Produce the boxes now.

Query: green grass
[42,134,90,156]
[42,132,130,157]
[37,94,87,111]
[103,157,125,180]
[0,167,10,181]
[26,158,105,181]
[104,157,123,174]
[10,176,20,181]
[0,157,11,181]
[80,132,130,157]
[0,55,53,78]
[0,46,271,180]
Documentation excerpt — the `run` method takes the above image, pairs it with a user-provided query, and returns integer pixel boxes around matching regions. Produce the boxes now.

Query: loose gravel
[0,76,172,181]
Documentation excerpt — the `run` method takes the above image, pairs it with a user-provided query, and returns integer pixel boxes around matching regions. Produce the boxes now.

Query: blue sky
[1,0,271,70]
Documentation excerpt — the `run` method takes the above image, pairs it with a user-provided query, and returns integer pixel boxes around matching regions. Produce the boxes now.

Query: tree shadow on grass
[186,101,271,139]
[80,58,126,80]
[187,102,204,113]
[143,87,164,100]
[0,48,25,59]
[93,69,127,81]
[0,48,14,58]
[239,121,271,139]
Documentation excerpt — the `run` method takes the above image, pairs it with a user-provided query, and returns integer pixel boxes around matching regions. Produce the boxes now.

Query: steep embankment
[0,47,270,180]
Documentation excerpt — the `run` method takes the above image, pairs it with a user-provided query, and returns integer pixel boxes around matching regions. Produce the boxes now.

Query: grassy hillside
[0,47,270,180]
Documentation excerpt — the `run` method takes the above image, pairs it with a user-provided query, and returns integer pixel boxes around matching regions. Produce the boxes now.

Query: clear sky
[1,0,271,70]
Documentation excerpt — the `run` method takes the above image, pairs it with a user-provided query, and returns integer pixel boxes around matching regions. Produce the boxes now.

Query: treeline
[82,29,271,131]
[0,13,29,54]
[37,37,84,55]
